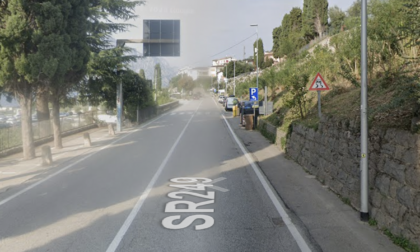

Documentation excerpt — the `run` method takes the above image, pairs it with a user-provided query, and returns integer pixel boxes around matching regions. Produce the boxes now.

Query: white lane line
[0,113,168,207]
[222,115,312,252]
[106,101,203,252]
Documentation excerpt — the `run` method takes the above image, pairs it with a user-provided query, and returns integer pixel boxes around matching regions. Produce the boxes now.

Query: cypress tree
[253,38,264,69]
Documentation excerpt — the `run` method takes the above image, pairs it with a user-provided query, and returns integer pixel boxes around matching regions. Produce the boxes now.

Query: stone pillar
[108,124,115,136]
[83,132,91,147]
[41,145,53,166]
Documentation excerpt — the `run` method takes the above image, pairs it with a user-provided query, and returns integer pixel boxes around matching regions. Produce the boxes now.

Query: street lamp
[250,24,259,129]
[360,0,369,222]
[233,57,236,96]
[250,24,259,89]
[225,64,228,93]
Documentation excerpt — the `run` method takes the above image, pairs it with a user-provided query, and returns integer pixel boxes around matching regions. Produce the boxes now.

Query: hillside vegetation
[236,0,420,133]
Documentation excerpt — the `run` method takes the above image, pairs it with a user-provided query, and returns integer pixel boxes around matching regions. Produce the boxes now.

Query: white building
[177,66,217,80]
[212,56,233,67]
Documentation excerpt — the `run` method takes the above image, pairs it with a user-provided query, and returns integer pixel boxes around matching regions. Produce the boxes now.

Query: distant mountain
[128,50,178,88]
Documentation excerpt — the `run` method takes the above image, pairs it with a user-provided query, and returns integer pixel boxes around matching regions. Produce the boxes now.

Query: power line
[188,33,256,67]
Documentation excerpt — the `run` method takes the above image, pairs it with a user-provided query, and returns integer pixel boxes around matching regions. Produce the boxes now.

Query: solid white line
[0,113,168,207]
[106,101,202,252]
[222,115,312,252]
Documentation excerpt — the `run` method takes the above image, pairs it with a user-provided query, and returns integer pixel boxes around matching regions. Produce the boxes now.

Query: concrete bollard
[83,132,91,147]
[108,123,115,136]
[41,145,53,166]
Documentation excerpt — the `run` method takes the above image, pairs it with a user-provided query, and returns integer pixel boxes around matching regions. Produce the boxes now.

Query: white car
[225,97,238,111]
[218,95,225,103]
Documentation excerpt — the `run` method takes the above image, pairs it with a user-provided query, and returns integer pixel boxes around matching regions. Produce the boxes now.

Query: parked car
[225,97,239,111]
[240,101,259,116]
[218,95,225,103]
[0,115,7,123]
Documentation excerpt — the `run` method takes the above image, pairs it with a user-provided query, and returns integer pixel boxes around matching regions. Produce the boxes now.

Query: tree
[253,38,264,69]
[52,0,143,148]
[79,47,140,110]
[397,0,420,55]
[275,7,305,58]
[154,63,162,90]
[312,0,329,37]
[48,0,90,149]
[280,60,310,119]
[261,67,279,99]
[329,6,346,35]
[170,74,195,93]
[302,0,329,39]
[345,0,362,30]
[272,26,283,58]
[139,69,146,79]
[0,0,76,159]
[302,0,315,41]
[226,60,254,78]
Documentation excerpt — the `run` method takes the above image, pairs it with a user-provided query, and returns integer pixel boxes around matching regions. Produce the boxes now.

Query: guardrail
[0,111,97,155]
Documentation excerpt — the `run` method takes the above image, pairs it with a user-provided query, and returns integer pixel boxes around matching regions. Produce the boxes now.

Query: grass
[368,218,378,226]
[383,229,420,252]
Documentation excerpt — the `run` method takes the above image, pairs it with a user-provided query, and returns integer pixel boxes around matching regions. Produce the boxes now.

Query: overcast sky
[113,0,355,71]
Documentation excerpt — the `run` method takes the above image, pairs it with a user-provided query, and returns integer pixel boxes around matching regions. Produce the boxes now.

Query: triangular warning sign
[309,73,330,91]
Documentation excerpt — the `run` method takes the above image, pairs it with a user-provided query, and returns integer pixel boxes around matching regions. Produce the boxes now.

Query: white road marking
[170,113,176,116]
[106,101,203,252]
[179,112,184,115]
[180,177,229,193]
[221,114,312,251]
[0,113,169,207]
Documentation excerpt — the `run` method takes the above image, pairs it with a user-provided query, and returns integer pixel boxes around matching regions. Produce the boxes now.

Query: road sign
[249,87,258,101]
[309,73,330,91]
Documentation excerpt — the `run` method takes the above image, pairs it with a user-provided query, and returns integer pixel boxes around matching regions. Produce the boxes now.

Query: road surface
[0,96,313,252]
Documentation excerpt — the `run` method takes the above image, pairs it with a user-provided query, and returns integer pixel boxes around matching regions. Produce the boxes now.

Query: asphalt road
[0,97,313,252]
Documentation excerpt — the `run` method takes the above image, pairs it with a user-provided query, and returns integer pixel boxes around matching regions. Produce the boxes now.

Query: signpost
[309,73,330,118]
[249,87,259,129]
[249,87,258,101]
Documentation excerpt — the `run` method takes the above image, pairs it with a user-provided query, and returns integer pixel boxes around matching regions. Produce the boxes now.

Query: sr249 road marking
[162,177,219,230]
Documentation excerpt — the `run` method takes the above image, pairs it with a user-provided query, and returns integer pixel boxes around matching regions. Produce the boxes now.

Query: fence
[136,101,179,124]
[0,111,96,154]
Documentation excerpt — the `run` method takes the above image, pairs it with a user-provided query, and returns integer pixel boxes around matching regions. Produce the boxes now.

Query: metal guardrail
[0,111,96,153]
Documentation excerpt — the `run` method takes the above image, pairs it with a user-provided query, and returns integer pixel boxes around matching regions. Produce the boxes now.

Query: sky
[112,0,355,72]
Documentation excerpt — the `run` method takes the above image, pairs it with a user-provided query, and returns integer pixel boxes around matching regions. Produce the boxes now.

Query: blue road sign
[249,87,258,101]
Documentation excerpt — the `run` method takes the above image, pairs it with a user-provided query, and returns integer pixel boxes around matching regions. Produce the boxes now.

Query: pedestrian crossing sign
[309,73,330,91]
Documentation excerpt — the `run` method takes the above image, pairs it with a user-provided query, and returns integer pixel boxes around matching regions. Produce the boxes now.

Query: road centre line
[0,111,170,207]
[221,115,312,251]
[106,101,202,252]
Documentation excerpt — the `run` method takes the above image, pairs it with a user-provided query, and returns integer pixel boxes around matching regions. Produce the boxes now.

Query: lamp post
[225,64,228,93]
[360,0,369,222]
[233,57,236,96]
[250,24,259,89]
[250,24,259,129]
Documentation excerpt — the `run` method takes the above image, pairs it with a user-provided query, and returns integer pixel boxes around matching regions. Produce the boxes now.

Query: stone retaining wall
[285,116,420,245]
[258,117,420,246]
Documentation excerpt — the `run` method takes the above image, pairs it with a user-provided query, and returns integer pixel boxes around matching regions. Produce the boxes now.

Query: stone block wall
[285,116,420,246]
